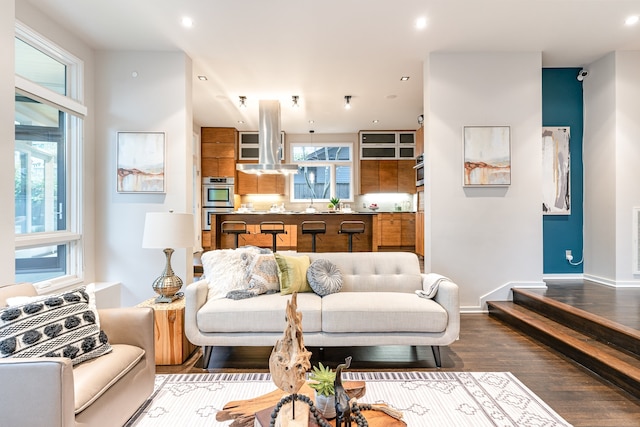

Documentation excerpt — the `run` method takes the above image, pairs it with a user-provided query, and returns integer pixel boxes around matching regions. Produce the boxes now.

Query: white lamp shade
[142,212,194,249]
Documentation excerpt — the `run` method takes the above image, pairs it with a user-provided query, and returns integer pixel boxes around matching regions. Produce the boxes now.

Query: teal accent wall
[542,68,584,274]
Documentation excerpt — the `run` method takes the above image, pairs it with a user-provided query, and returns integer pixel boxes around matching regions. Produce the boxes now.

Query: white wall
[94,51,194,306]
[583,51,640,286]
[425,53,544,310]
[614,52,640,285]
[582,53,617,283]
[0,2,15,284]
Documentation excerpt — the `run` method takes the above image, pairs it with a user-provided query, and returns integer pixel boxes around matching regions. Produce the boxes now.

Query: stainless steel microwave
[414,154,425,187]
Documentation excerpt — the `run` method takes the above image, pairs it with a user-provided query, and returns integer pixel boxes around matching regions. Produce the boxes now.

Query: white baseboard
[471,280,546,313]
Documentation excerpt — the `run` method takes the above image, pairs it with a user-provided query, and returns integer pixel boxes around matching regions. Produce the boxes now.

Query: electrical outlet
[565,250,573,261]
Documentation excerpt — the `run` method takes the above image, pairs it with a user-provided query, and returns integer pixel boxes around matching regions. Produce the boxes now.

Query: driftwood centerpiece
[268,293,313,426]
[269,292,312,394]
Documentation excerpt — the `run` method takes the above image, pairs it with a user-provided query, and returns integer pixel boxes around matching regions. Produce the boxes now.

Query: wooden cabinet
[377,212,415,250]
[415,211,424,257]
[360,160,415,194]
[236,161,285,194]
[416,125,424,155]
[360,160,380,194]
[201,127,236,177]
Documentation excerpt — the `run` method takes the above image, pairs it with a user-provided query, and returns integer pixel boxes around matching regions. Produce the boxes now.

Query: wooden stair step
[488,300,640,398]
[512,288,640,358]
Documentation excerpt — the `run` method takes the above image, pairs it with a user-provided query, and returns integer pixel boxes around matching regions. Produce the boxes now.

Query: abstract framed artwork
[463,126,511,186]
[542,127,570,215]
[116,131,166,193]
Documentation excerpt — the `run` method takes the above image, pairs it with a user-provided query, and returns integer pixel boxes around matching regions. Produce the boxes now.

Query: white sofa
[185,251,460,368]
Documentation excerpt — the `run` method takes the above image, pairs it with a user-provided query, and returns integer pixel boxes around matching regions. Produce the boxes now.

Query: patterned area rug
[125,372,572,427]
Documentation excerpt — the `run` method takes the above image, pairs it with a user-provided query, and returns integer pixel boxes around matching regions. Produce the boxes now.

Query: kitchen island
[205,212,379,252]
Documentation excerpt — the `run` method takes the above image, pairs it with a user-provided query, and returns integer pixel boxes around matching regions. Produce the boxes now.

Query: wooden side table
[137,297,197,365]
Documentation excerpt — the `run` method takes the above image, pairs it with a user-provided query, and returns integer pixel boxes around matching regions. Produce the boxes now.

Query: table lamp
[142,211,194,303]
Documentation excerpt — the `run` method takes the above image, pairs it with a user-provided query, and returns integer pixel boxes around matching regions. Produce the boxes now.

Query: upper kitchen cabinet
[201,127,237,178]
[359,159,415,194]
[360,131,416,159]
[238,131,285,160]
[416,125,424,155]
[236,160,285,194]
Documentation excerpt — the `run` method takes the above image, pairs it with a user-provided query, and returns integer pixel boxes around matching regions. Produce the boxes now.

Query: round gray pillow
[307,259,342,296]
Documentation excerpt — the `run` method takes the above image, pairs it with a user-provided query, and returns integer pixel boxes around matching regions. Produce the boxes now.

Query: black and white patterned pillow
[307,259,343,296]
[0,287,112,365]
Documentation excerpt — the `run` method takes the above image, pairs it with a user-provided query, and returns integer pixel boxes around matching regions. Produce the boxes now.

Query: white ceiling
[25,0,640,134]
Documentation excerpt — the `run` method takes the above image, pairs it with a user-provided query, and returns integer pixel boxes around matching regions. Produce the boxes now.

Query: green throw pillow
[274,254,312,295]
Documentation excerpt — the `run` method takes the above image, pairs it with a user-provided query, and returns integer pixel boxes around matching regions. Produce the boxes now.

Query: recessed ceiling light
[308,120,315,124]
[416,17,427,29]
[400,76,410,81]
[237,120,245,124]
[625,15,639,26]
[372,120,380,124]
[182,17,194,28]
[197,75,207,81]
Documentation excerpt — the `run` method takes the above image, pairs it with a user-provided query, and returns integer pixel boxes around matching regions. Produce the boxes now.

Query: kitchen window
[14,22,86,289]
[290,143,353,203]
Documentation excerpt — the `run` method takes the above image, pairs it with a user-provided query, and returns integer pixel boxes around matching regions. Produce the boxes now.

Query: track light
[344,95,352,110]
[292,95,300,108]
[239,96,247,109]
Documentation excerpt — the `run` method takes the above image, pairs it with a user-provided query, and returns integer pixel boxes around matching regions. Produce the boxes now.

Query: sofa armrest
[98,307,155,357]
[0,358,75,427]
[184,279,209,345]
[433,279,461,342]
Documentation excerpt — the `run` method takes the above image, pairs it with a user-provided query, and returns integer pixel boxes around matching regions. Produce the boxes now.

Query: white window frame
[289,142,354,203]
[14,21,86,292]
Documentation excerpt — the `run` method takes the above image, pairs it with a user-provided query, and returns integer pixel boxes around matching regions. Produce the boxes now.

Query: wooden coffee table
[217,381,406,427]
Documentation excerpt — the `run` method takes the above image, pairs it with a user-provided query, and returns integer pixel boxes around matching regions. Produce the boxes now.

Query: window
[14,22,85,288]
[290,143,353,203]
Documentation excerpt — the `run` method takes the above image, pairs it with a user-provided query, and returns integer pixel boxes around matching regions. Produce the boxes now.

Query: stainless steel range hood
[236,100,298,175]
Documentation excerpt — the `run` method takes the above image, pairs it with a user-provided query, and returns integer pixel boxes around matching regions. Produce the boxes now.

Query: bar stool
[338,220,365,252]
[220,221,249,249]
[301,220,326,252]
[260,221,287,252]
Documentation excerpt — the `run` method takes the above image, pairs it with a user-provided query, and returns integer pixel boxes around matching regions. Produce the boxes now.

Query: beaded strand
[267,394,370,427]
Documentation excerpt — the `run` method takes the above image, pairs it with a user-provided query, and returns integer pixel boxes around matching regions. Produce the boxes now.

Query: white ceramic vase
[314,392,336,419]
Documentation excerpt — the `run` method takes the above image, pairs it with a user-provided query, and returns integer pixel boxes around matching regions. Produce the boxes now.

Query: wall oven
[202,177,234,230]
[414,154,425,187]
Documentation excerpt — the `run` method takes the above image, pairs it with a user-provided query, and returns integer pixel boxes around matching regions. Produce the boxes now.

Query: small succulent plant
[308,362,336,396]
[329,197,341,209]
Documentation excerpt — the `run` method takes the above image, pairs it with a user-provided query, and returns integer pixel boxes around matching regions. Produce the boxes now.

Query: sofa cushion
[307,258,342,296]
[202,247,264,300]
[321,292,448,333]
[275,254,312,295]
[0,287,112,365]
[72,343,145,413]
[227,253,280,300]
[197,293,322,333]
[307,252,422,293]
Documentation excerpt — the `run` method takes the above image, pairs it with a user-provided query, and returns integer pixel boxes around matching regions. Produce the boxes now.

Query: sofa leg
[431,346,442,368]
[202,346,213,369]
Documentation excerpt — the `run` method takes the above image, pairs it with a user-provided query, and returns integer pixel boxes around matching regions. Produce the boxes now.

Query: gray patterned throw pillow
[0,287,112,365]
[307,258,342,296]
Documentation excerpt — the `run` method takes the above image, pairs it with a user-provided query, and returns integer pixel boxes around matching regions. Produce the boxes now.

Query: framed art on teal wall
[542,127,570,215]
